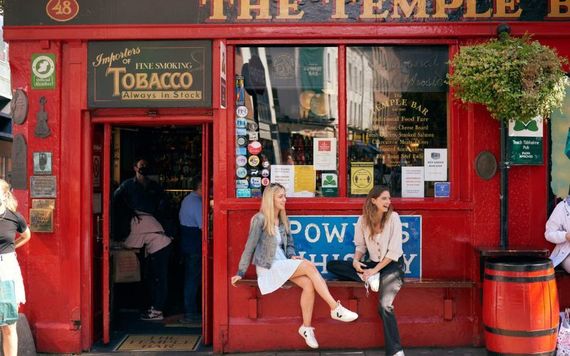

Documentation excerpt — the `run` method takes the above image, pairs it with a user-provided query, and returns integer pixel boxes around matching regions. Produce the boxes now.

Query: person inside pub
[112,158,173,321]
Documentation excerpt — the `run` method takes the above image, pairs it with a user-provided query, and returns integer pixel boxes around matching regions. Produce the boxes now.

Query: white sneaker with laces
[330,301,358,322]
[393,351,405,356]
[140,307,164,321]
[365,273,380,292]
[298,325,319,349]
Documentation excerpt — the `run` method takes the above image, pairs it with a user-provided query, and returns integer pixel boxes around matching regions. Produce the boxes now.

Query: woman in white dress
[0,179,32,356]
[231,183,358,349]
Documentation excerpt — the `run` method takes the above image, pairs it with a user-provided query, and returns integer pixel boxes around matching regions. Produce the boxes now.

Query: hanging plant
[448,33,568,123]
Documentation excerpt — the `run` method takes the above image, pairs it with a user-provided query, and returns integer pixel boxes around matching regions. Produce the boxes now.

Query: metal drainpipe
[500,119,510,249]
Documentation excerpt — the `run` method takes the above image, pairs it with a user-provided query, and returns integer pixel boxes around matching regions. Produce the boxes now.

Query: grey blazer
[236,212,297,277]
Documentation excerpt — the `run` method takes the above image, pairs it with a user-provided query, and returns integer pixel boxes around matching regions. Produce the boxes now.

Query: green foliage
[448,34,568,123]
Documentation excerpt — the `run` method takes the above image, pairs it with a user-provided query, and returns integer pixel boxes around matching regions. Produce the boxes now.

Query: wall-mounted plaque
[33,152,52,175]
[29,208,54,233]
[10,89,29,125]
[11,134,27,189]
[32,199,56,209]
[30,176,57,198]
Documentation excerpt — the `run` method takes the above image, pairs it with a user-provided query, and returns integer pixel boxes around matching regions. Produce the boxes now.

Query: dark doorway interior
[108,125,203,337]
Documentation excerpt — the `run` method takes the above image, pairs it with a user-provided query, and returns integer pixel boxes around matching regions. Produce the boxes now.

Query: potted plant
[448,31,568,123]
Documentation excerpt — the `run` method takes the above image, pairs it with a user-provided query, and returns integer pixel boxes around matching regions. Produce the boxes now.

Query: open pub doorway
[92,124,207,349]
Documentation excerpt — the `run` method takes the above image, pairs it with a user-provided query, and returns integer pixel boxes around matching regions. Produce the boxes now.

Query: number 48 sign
[46,0,80,22]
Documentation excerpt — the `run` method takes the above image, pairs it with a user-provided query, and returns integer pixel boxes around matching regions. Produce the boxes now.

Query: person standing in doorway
[0,179,31,356]
[327,186,405,356]
[178,176,203,323]
[112,158,173,321]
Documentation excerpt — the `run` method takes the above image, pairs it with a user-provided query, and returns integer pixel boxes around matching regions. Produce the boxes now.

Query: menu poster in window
[350,162,373,195]
[424,148,447,181]
[270,165,294,196]
[402,167,424,198]
[293,165,316,197]
[313,138,336,171]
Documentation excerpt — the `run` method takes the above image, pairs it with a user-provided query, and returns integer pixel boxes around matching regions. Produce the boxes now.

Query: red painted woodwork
[483,258,559,354]
[4,21,568,353]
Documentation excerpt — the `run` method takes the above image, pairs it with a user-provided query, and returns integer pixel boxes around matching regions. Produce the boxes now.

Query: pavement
[46,348,487,355]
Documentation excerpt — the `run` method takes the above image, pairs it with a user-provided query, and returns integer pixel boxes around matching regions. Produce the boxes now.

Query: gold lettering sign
[88,41,212,108]
[206,0,570,21]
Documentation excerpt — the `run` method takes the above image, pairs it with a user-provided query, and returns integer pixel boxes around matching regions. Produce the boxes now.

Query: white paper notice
[313,138,337,171]
[424,148,447,181]
[402,167,425,198]
[270,165,295,196]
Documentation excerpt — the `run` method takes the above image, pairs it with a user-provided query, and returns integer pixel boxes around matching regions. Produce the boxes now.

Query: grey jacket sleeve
[284,228,297,258]
[236,213,264,277]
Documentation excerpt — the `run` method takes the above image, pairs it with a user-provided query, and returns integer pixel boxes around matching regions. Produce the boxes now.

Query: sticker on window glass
[236,118,247,128]
[236,105,248,118]
[236,155,248,167]
[248,155,260,167]
[236,179,249,189]
[236,188,251,198]
[237,136,247,146]
[250,177,262,188]
[248,141,262,155]
[236,167,248,178]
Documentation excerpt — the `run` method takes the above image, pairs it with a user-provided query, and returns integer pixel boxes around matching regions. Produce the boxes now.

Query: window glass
[347,46,449,198]
[235,47,339,198]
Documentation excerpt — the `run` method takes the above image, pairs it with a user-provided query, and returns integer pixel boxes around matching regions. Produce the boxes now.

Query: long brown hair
[362,186,393,240]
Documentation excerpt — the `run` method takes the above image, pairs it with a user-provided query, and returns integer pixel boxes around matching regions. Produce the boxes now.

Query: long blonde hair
[0,179,18,212]
[362,186,392,240]
[260,183,289,236]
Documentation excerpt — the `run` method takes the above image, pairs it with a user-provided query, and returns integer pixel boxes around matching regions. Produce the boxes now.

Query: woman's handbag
[557,309,570,355]
[0,280,19,325]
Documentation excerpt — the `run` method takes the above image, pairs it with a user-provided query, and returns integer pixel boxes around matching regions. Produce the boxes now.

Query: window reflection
[347,46,449,197]
[235,47,339,198]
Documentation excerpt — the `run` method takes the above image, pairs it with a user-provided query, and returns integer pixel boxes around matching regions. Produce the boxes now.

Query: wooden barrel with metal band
[483,257,559,355]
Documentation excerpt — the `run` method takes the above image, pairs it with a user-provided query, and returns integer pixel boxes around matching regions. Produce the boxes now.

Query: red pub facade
[4,0,570,353]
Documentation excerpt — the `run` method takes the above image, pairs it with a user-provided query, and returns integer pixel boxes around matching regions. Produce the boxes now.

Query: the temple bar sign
[5,0,570,25]
[87,41,212,108]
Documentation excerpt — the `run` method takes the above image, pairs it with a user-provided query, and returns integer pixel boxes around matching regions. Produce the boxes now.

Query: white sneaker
[330,301,358,322]
[393,351,405,356]
[298,325,319,349]
[365,273,380,292]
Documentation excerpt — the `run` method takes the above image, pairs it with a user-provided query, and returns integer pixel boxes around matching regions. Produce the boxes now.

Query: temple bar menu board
[88,41,212,108]
[371,46,448,169]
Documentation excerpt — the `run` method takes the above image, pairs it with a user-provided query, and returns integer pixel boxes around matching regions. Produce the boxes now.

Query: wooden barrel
[483,257,559,355]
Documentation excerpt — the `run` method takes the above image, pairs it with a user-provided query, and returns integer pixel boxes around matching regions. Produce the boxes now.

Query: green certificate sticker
[31,54,56,89]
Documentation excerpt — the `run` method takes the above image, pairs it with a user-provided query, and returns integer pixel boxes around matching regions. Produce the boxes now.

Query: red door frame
[81,114,215,347]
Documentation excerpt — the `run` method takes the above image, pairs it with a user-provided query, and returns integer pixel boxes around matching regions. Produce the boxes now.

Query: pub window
[347,46,449,198]
[235,46,339,198]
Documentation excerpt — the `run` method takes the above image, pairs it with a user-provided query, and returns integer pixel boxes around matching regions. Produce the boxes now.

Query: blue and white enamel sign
[289,215,422,279]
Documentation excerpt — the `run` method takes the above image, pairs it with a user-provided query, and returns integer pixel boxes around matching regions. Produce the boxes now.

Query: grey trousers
[327,259,404,356]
